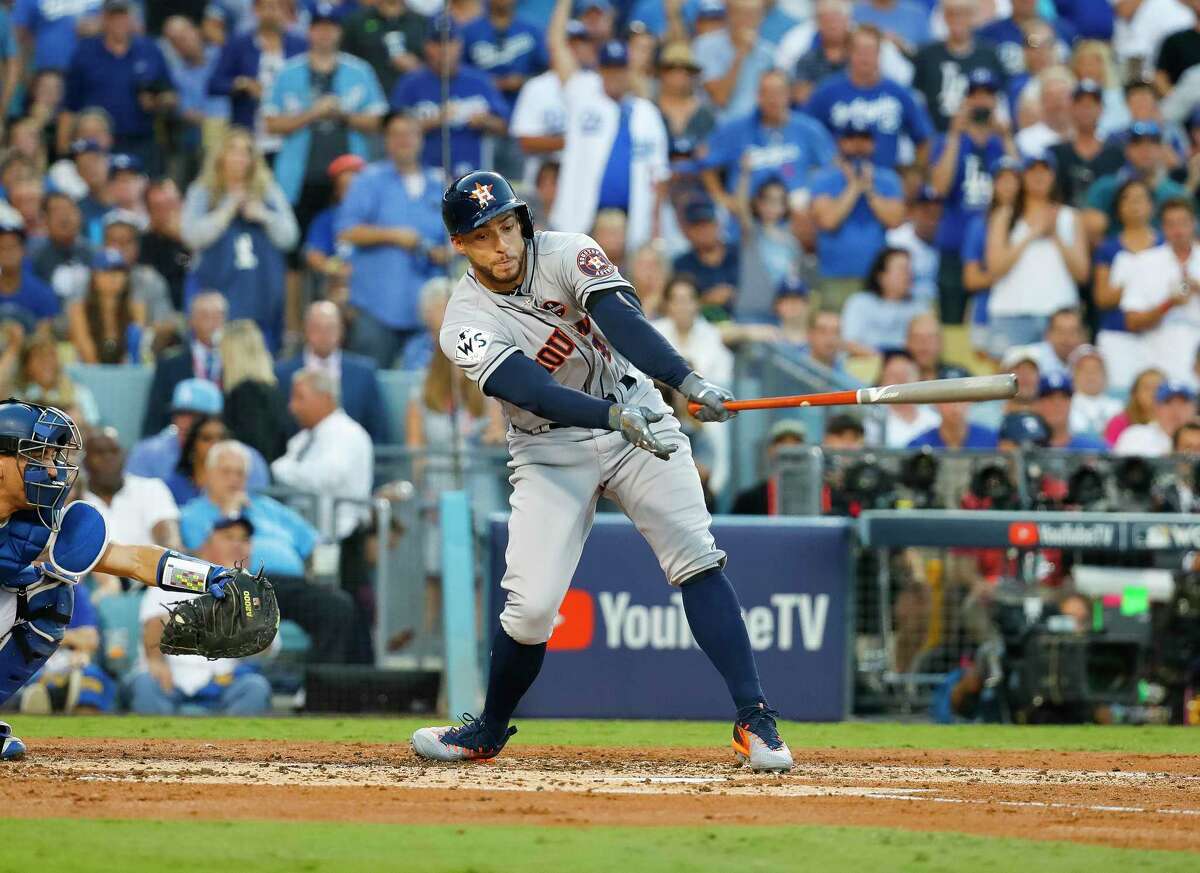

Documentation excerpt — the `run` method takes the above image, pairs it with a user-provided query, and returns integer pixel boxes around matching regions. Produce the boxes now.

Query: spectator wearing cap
[1068,344,1123,435]
[69,138,110,245]
[886,185,941,306]
[986,152,1088,348]
[807,26,933,170]
[912,0,1006,133]
[143,290,227,435]
[841,246,930,357]
[1117,79,1189,164]
[45,108,111,202]
[390,16,508,178]
[809,117,905,312]
[929,66,1016,322]
[651,274,734,386]
[1084,121,1187,240]
[700,69,834,213]
[909,398,998,448]
[341,0,428,96]
[1000,343,1041,413]
[671,199,739,317]
[12,0,102,74]
[1034,372,1108,448]
[1049,79,1125,208]
[59,0,176,172]
[996,409,1051,451]
[906,311,966,382]
[1113,197,1200,384]
[106,153,148,222]
[128,376,272,488]
[161,15,228,178]
[731,418,807,515]
[772,276,811,346]
[461,0,547,115]
[867,350,941,447]
[263,6,386,231]
[103,210,178,329]
[653,40,716,163]
[1115,380,1198,455]
[140,178,189,311]
[303,153,363,285]
[977,0,1076,78]
[66,246,144,364]
[336,112,448,369]
[693,0,776,123]
[29,192,91,300]
[0,219,59,336]
[181,127,299,352]
[207,0,308,162]
[1028,306,1086,380]
[545,0,668,251]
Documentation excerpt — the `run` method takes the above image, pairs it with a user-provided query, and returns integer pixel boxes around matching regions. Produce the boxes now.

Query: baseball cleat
[411,713,517,762]
[732,703,793,772]
[0,721,26,761]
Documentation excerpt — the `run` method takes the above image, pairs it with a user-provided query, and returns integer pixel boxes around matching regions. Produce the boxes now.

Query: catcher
[0,399,278,760]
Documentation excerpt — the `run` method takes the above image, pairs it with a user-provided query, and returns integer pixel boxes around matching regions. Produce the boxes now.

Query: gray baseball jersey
[439,230,724,645]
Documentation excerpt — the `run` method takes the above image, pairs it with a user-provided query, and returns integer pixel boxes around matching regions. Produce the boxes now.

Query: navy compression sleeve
[587,289,692,388]
[482,352,613,429]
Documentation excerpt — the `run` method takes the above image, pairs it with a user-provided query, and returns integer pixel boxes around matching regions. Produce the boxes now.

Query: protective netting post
[440,490,480,715]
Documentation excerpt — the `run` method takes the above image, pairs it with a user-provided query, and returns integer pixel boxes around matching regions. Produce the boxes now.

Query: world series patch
[455,327,492,365]
[576,247,616,278]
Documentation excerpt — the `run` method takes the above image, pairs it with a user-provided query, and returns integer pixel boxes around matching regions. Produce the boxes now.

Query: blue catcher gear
[0,399,82,531]
[442,171,534,239]
[0,570,74,706]
[48,501,109,577]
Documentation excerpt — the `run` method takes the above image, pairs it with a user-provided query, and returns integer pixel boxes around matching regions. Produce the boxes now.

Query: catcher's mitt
[160,567,280,660]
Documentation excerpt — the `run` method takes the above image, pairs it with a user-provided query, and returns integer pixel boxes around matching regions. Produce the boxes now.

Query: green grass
[10,714,1200,754]
[0,820,1194,873]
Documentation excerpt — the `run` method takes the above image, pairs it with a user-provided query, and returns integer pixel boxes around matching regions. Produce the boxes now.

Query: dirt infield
[6,739,1200,852]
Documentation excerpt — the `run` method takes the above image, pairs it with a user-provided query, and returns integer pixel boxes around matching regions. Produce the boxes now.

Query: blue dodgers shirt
[807,73,933,169]
[932,132,1007,252]
[809,162,903,279]
[64,34,172,138]
[597,101,633,210]
[390,66,509,177]
[703,109,836,194]
[12,0,101,71]
[460,14,547,108]
[977,16,1077,76]
[0,266,60,330]
[908,423,999,449]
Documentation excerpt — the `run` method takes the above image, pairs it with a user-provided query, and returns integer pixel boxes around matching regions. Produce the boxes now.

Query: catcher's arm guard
[159,566,280,660]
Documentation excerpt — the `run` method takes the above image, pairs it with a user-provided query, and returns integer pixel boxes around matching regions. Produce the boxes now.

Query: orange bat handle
[687,390,859,416]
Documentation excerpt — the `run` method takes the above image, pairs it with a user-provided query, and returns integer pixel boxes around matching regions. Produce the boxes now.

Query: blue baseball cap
[1156,380,1196,403]
[171,378,224,415]
[576,0,613,12]
[108,153,143,178]
[1038,371,1074,397]
[91,247,128,271]
[696,0,727,18]
[1022,150,1057,171]
[427,15,460,41]
[309,2,344,24]
[598,39,628,67]
[966,68,998,93]
[775,276,809,299]
[998,411,1051,447]
[213,513,255,536]
[835,117,873,138]
[1128,120,1162,141]
[682,198,717,224]
[71,138,106,157]
[990,154,1023,175]
[102,209,147,232]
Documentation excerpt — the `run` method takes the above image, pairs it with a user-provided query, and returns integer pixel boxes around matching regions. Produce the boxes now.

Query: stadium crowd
[6,0,1200,713]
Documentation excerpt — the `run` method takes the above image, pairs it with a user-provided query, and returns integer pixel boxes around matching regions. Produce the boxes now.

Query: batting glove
[608,404,677,461]
[681,372,736,422]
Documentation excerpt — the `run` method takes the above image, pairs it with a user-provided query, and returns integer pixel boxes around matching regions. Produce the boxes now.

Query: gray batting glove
[608,404,677,461]
[680,372,736,422]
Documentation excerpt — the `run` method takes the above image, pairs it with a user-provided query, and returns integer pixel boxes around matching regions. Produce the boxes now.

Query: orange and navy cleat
[732,703,793,772]
[411,713,517,762]
[0,720,26,761]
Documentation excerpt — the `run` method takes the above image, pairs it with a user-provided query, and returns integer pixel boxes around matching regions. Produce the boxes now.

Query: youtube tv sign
[488,516,854,721]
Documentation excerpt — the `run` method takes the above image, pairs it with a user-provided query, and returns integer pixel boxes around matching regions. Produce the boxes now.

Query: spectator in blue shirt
[908,400,998,448]
[976,0,1076,77]
[461,0,547,112]
[161,15,227,176]
[303,153,363,285]
[807,24,934,169]
[695,0,777,123]
[390,16,509,177]
[0,219,60,334]
[207,0,307,162]
[852,0,930,56]
[13,0,102,73]
[1034,371,1109,449]
[929,68,1016,323]
[672,198,741,320]
[701,68,835,211]
[809,118,905,312]
[336,112,449,369]
[59,0,176,172]
[840,246,931,356]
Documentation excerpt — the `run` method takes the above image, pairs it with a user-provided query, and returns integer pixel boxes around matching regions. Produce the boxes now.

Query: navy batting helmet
[442,171,534,239]
[0,398,81,529]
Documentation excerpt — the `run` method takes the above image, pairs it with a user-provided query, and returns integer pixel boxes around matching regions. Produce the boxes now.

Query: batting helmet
[442,171,534,239]
[0,399,81,530]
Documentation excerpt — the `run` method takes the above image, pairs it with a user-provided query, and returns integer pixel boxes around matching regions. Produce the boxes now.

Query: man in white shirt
[1067,344,1123,436]
[1115,197,1200,385]
[1115,380,1198,456]
[127,515,273,715]
[271,369,374,542]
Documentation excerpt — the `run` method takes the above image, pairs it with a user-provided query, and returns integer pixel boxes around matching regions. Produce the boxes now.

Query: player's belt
[512,422,569,435]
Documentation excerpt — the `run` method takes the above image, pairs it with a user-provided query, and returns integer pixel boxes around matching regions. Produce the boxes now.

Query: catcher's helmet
[0,398,81,530]
[442,170,534,239]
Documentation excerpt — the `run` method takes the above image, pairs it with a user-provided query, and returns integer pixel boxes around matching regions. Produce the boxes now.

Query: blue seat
[66,364,153,449]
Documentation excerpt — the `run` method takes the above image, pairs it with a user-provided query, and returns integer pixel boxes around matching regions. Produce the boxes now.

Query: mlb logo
[547,590,594,651]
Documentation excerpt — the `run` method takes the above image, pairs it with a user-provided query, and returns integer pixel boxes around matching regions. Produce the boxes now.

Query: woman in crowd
[16,332,99,426]
[181,127,298,352]
[963,157,1022,361]
[219,319,289,463]
[165,413,229,507]
[1092,178,1159,391]
[1104,367,1165,446]
[841,247,930,356]
[735,174,802,323]
[66,248,145,364]
[651,275,734,385]
[986,154,1089,349]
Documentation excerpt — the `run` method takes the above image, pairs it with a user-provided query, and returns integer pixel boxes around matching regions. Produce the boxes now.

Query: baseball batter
[410,172,793,771]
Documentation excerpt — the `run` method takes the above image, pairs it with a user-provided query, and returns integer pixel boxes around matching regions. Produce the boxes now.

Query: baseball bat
[686,374,1017,415]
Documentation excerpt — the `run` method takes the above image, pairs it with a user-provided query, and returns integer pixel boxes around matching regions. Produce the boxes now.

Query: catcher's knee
[0,575,73,704]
